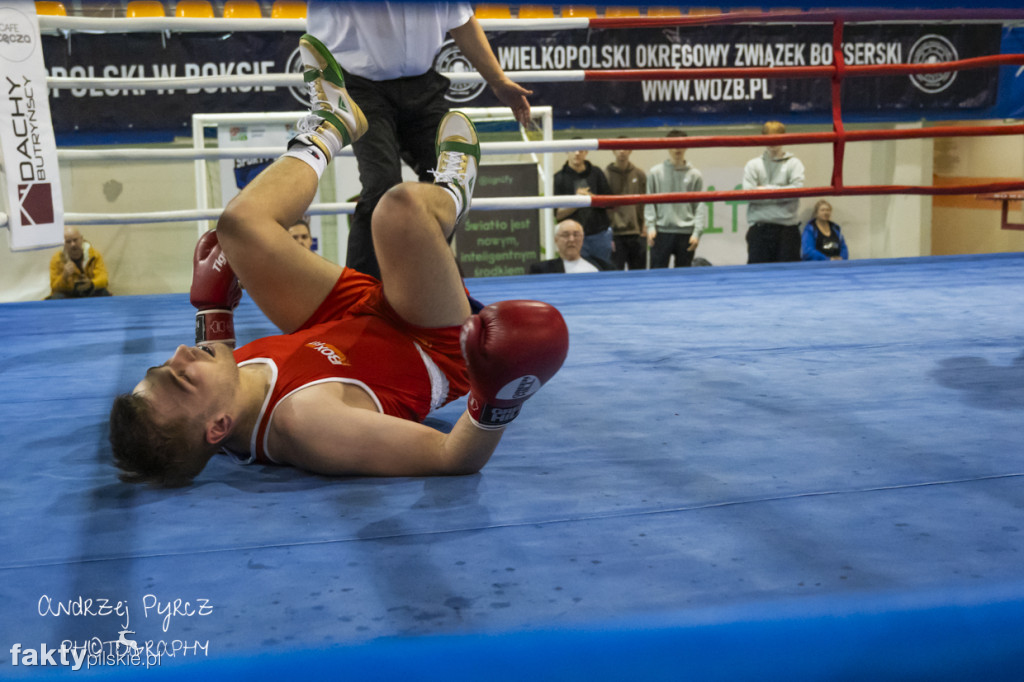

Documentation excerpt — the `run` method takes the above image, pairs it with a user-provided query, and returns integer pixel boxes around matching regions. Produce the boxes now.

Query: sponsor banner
[1,1,63,251]
[457,164,540,277]
[465,24,1003,121]
[43,30,306,136]
[43,24,1005,138]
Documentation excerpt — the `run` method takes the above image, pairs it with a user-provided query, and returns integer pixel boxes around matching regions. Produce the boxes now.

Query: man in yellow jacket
[48,227,111,299]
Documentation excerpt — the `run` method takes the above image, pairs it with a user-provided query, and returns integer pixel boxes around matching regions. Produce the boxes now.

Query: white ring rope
[52,73,304,91]
[58,147,352,161]
[0,196,590,228]
[48,70,581,92]
[57,139,597,162]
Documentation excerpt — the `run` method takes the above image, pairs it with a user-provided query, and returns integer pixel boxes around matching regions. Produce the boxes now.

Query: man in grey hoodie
[644,130,707,269]
[742,121,806,263]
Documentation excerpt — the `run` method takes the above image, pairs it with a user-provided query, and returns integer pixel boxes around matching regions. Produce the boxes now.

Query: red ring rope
[589,8,1024,29]
[590,182,1024,210]
[581,54,1024,82]
[577,10,1024,209]
[831,19,846,189]
[594,125,1024,151]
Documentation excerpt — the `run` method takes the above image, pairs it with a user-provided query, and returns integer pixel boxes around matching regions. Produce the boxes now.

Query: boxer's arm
[269,300,568,477]
[269,392,502,477]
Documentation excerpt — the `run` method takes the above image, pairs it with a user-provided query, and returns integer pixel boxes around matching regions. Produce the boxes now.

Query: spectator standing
[742,120,805,263]
[605,144,647,270]
[553,147,613,263]
[644,130,707,268]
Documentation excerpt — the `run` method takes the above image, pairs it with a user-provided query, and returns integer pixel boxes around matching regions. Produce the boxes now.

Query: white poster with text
[0,1,63,251]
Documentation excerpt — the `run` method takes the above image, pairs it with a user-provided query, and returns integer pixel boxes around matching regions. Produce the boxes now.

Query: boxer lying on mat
[109,35,567,487]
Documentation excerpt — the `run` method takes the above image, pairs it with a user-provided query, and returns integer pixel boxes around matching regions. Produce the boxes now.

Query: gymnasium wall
[5,121,1024,302]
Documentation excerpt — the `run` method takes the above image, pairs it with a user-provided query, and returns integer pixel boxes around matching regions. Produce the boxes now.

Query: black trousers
[612,233,646,270]
[343,70,452,280]
[650,232,695,269]
[746,222,801,264]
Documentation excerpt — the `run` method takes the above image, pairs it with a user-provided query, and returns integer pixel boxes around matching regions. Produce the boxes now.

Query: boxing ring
[3,6,1024,680]
[3,254,1023,679]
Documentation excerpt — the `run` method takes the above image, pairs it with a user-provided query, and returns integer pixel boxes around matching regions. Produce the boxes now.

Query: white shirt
[307,1,474,80]
[563,257,599,274]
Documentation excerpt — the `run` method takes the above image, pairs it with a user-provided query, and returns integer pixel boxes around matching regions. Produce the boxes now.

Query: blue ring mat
[1,253,1022,679]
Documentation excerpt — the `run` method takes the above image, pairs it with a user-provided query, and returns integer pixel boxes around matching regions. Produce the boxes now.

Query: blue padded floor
[1,254,1023,680]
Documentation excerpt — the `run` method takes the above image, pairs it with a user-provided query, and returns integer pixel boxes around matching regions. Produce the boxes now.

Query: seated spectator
[47,227,111,299]
[287,216,315,250]
[801,200,849,261]
[530,219,615,274]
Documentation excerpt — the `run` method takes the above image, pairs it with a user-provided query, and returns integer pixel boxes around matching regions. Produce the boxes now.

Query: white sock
[438,182,464,218]
[283,135,329,179]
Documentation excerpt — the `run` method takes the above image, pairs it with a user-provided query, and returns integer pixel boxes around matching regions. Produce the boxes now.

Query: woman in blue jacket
[801,199,849,261]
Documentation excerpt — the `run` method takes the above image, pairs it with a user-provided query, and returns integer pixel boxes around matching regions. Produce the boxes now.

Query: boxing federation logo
[907,34,958,95]
[435,40,487,104]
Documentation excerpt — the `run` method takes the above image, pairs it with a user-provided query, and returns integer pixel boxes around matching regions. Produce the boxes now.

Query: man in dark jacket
[553,147,613,263]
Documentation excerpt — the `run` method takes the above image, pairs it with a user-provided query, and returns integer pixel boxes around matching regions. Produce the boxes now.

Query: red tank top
[232,314,456,464]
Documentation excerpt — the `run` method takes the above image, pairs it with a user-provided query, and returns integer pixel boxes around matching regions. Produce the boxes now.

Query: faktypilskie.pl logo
[9,594,214,671]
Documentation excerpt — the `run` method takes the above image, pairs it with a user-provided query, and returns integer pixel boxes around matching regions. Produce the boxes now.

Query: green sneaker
[297,33,368,157]
[432,111,480,228]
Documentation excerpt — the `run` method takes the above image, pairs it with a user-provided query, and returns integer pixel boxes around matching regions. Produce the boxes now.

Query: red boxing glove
[460,300,569,430]
[190,230,242,349]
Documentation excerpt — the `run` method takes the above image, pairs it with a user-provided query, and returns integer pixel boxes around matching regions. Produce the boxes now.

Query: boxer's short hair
[109,393,210,487]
